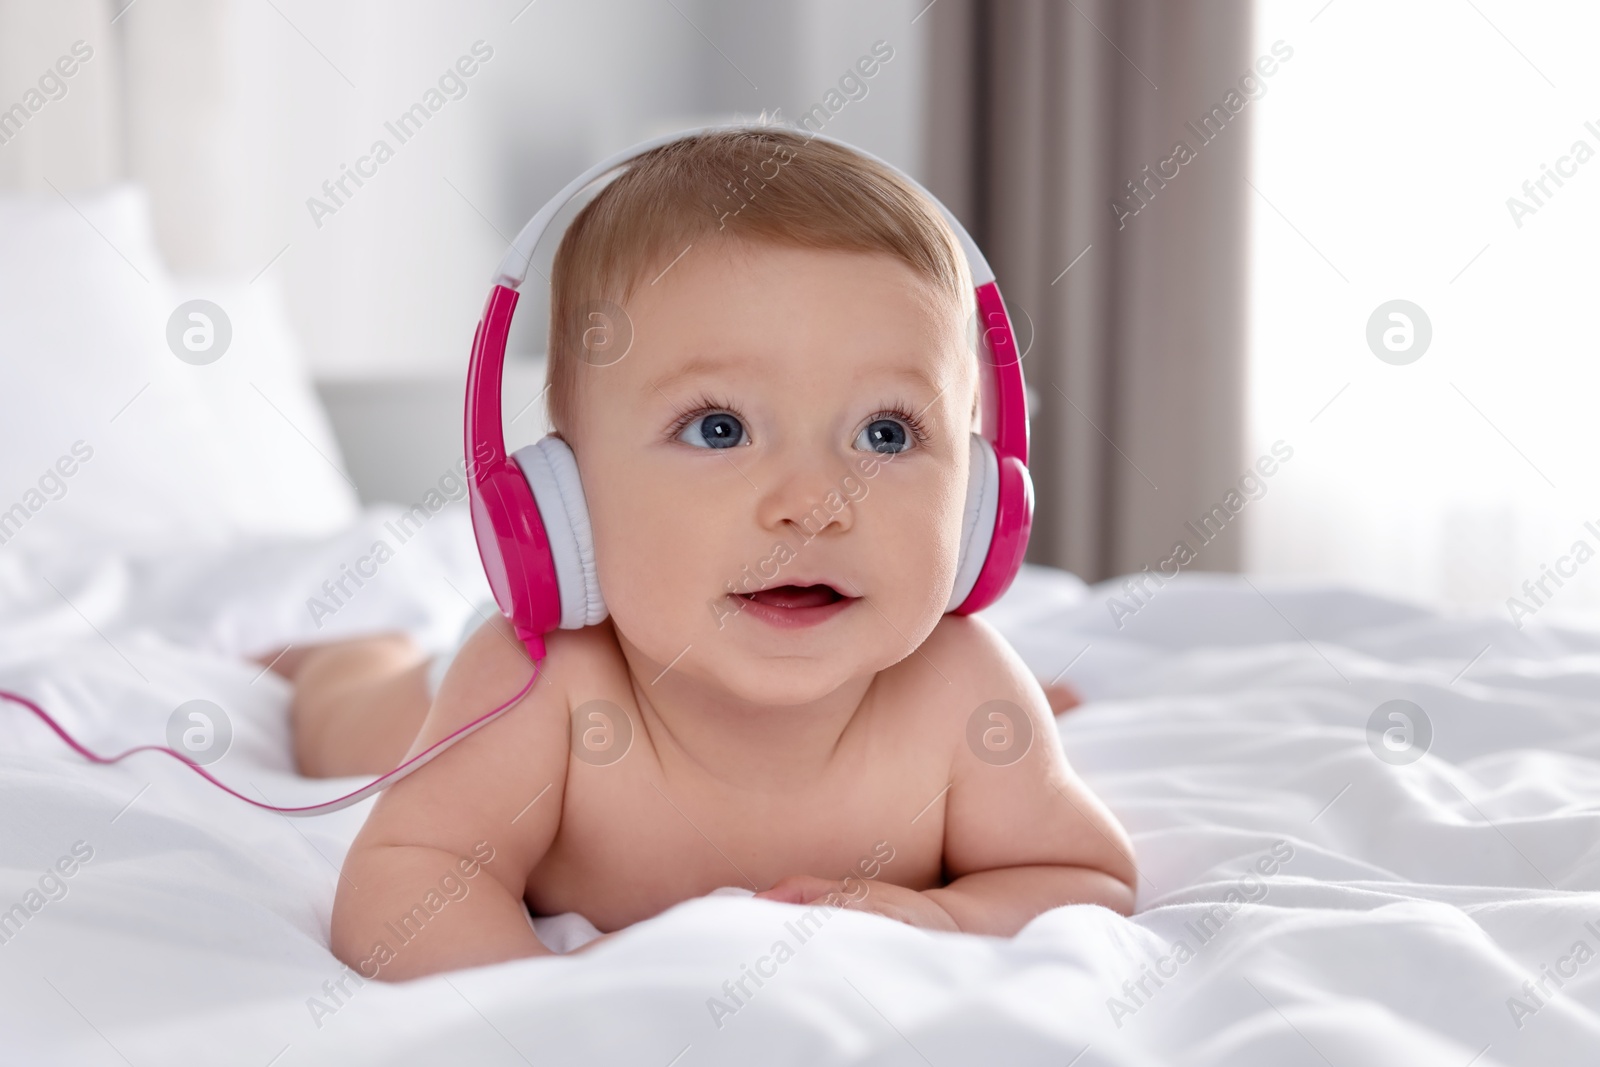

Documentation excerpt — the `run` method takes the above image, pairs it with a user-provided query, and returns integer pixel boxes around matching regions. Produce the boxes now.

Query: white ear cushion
[511,435,608,629]
[947,434,999,612]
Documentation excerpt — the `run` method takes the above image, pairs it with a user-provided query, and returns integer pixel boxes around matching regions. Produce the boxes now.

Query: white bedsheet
[1,506,1597,1066]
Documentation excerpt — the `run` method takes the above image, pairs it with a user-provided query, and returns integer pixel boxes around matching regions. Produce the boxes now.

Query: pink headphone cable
[0,663,542,817]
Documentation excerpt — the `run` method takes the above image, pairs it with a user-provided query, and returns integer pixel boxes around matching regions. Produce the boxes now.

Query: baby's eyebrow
[649,359,944,397]
[647,356,743,393]
[882,365,941,393]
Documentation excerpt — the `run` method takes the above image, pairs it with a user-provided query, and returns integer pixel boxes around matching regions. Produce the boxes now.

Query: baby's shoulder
[878,613,1040,731]
[920,612,1034,687]
[454,612,624,685]
[428,615,627,753]
[539,618,634,698]
[414,615,630,795]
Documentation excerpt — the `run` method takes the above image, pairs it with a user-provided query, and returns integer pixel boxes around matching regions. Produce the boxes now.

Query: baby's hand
[754,875,960,933]
[1038,677,1081,714]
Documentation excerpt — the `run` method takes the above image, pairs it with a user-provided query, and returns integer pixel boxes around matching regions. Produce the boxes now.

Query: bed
[3,188,1597,1067]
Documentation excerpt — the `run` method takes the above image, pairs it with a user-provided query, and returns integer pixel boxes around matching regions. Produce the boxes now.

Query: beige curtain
[924,0,1253,582]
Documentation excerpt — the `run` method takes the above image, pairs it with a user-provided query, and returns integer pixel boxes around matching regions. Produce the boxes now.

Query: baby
[265,128,1134,980]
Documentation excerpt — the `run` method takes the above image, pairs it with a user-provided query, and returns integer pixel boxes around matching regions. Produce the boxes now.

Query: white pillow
[0,183,359,559]
[162,272,362,543]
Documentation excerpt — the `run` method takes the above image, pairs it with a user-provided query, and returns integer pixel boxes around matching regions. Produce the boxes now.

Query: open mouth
[729,582,858,628]
[736,583,847,610]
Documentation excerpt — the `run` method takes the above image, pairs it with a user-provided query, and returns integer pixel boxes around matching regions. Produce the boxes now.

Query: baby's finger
[753,874,839,904]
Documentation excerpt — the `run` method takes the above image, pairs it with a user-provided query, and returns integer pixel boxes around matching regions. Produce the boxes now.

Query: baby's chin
[615,614,886,705]
[685,652,874,707]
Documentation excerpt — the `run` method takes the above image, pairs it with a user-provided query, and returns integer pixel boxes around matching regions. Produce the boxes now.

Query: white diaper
[425,600,498,698]
[528,886,756,954]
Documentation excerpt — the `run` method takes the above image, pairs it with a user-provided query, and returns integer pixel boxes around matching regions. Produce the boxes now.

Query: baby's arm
[761,617,1134,931]
[923,615,1136,932]
[331,615,570,981]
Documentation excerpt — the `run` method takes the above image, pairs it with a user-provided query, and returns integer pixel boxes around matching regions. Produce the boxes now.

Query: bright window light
[1248,0,1600,628]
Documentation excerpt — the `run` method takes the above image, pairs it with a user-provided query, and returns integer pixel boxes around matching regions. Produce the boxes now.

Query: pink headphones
[0,124,1034,817]
[468,123,1034,665]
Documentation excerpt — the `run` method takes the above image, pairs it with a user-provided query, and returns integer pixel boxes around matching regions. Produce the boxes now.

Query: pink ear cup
[974,282,1029,467]
[950,455,1034,615]
[948,281,1033,615]
[465,285,560,662]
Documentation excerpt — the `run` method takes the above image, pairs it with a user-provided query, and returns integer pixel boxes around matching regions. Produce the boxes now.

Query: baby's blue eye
[678,412,745,449]
[856,418,911,454]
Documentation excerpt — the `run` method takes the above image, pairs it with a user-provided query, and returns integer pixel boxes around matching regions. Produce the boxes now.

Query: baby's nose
[753,455,861,538]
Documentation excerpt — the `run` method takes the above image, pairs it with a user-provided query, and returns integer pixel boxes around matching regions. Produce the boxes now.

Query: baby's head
[546,127,980,704]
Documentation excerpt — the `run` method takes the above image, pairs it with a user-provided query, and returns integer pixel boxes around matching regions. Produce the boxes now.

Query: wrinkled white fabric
[1,507,1596,1065]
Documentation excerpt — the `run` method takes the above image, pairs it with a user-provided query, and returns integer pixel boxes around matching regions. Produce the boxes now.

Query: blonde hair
[544,125,974,436]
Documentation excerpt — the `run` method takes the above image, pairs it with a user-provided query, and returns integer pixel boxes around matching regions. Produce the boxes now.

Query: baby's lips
[737,573,858,597]
[740,583,846,610]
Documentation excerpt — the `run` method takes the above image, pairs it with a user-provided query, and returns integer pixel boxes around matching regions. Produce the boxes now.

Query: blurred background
[2,0,1597,628]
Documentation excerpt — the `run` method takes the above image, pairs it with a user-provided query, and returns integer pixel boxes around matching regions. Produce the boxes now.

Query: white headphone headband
[491,122,995,290]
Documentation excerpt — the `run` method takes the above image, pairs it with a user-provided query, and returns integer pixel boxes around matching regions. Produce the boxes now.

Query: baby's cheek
[607,542,685,621]
[902,541,960,628]
[597,522,724,651]
[878,481,964,614]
